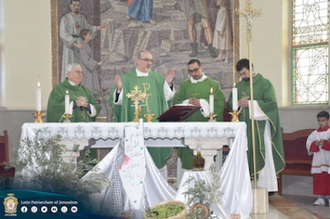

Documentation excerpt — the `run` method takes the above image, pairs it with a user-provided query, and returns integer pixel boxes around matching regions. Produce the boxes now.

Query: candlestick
[232,84,238,111]
[209,87,214,114]
[36,82,42,112]
[65,90,70,114]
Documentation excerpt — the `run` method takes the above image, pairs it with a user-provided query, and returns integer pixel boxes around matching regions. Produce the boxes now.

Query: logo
[61,206,68,213]
[41,206,48,213]
[3,193,18,214]
[71,206,78,213]
[21,206,28,213]
[31,206,38,213]
[51,206,58,213]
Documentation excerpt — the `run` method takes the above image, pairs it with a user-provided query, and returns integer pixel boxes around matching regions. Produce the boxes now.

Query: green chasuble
[173,76,225,169]
[109,69,172,169]
[228,73,285,178]
[47,79,101,122]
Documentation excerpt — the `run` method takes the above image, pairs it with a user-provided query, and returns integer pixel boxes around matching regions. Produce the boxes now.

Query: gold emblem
[3,193,18,214]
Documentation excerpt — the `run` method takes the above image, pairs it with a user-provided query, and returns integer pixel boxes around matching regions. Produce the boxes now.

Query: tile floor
[250,194,330,219]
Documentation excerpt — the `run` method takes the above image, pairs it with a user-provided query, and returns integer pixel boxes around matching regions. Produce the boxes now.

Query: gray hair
[137,50,151,59]
[66,63,81,72]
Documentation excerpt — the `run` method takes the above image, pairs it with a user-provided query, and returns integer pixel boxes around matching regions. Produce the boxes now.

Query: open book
[157,104,200,122]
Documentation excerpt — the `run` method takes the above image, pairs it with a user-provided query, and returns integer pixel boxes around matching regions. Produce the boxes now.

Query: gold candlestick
[33,111,45,123]
[229,110,240,122]
[208,113,217,122]
[61,113,73,123]
[144,113,155,122]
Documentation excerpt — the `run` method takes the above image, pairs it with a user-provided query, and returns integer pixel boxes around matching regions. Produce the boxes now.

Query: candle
[232,84,238,111]
[65,90,70,114]
[36,82,42,112]
[209,87,214,114]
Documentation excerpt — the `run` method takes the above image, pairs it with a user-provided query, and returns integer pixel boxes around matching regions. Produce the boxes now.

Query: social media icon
[51,206,58,213]
[61,206,68,213]
[41,206,48,213]
[21,206,28,213]
[31,206,38,213]
[71,206,78,213]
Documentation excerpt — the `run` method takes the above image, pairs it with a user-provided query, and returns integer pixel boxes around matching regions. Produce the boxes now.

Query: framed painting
[51,0,240,119]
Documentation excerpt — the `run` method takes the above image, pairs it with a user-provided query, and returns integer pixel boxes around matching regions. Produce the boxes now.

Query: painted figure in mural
[173,59,225,181]
[228,59,285,193]
[213,0,233,63]
[79,29,104,95]
[185,0,217,57]
[59,0,105,82]
[109,50,175,174]
[47,63,101,123]
[306,111,330,206]
[125,0,157,25]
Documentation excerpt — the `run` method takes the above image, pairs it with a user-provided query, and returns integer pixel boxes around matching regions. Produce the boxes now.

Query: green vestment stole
[109,69,172,168]
[46,79,101,123]
[173,77,225,169]
[228,73,285,177]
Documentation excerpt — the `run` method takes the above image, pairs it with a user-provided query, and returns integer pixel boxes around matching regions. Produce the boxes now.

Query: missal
[157,104,200,122]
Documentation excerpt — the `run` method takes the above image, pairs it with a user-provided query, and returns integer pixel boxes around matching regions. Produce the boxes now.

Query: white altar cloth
[19,122,253,218]
[20,122,244,141]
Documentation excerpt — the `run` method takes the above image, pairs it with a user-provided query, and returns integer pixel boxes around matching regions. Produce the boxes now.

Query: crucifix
[126,85,146,122]
[236,0,266,214]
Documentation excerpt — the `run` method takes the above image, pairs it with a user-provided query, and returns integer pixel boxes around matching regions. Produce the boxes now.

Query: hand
[165,69,175,85]
[97,23,106,30]
[76,96,88,107]
[73,43,85,49]
[189,97,200,106]
[97,60,104,65]
[115,74,122,91]
[238,97,249,108]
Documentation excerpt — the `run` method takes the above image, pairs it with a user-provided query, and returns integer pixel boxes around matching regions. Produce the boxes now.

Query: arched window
[291,0,329,104]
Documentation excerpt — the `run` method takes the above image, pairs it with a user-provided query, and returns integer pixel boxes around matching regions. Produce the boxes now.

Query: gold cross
[126,85,146,104]
[235,0,261,43]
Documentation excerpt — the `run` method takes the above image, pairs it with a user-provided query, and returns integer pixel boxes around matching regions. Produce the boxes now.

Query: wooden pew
[278,129,314,195]
[0,130,15,178]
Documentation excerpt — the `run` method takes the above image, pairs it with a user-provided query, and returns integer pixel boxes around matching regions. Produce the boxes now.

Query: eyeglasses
[73,70,84,75]
[139,58,154,63]
[188,67,200,74]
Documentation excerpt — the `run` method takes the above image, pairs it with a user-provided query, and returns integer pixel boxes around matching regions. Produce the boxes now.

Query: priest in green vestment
[47,63,101,122]
[109,50,175,169]
[228,58,285,192]
[173,59,225,170]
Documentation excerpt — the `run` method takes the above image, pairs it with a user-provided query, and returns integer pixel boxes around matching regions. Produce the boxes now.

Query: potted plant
[182,164,223,219]
[144,200,186,219]
[4,131,111,200]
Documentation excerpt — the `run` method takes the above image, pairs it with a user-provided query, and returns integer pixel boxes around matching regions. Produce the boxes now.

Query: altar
[18,121,253,218]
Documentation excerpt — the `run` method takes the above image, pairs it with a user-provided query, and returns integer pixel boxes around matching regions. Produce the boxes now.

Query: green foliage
[145,203,184,219]
[182,164,223,219]
[4,131,111,198]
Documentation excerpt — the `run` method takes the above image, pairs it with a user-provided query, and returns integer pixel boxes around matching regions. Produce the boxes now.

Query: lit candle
[232,84,238,111]
[65,90,70,114]
[209,87,214,114]
[36,82,42,112]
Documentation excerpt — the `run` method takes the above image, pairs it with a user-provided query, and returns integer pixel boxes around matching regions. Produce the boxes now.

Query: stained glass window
[292,0,329,104]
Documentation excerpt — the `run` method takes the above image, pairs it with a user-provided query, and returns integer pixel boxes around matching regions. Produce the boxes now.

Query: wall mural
[51,0,239,121]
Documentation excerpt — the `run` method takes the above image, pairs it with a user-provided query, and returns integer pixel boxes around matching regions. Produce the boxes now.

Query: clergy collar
[67,79,80,86]
[190,73,207,83]
[136,68,149,77]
